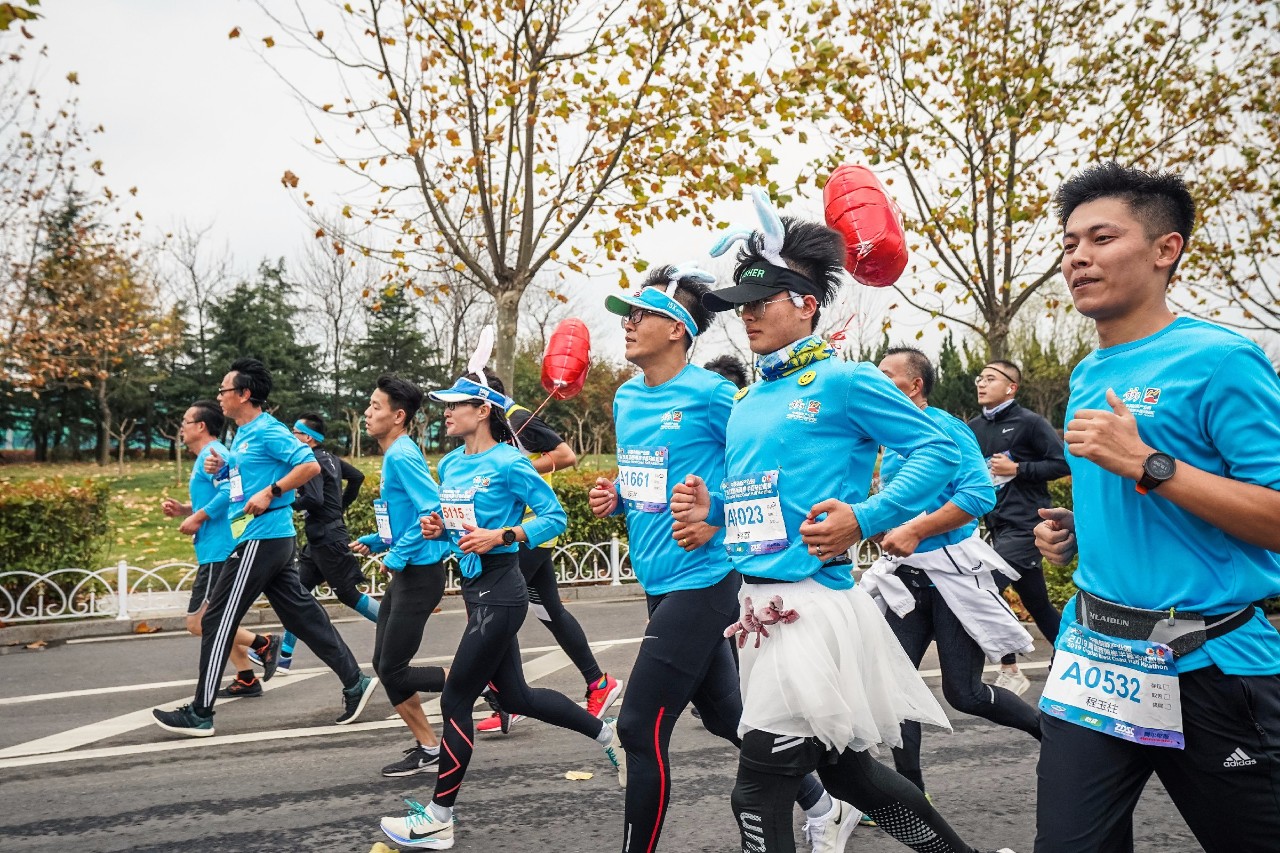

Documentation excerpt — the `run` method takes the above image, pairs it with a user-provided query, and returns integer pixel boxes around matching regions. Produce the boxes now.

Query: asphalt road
[0,595,1200,852]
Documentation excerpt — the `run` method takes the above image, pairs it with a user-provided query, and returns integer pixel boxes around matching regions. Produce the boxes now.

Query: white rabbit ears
[708,187,787,267]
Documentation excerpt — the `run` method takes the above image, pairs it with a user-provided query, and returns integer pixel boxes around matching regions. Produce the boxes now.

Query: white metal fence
[0,538,886,625]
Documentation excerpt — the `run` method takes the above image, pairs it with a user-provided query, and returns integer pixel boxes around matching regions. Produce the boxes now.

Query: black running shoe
[381,744,441,777]
[218,675,264,698]
[259,634,283,681]
[336,674,379,724]
[152,704,215,738]
[482,687,512,734]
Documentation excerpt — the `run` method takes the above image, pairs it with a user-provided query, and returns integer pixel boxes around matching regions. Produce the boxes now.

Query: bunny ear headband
[703,188,826,313]
[603,262,715,338]
[428,326,513,407]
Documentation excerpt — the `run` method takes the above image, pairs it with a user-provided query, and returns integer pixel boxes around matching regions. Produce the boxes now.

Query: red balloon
[541,318,592,400]
[823,164,908,288]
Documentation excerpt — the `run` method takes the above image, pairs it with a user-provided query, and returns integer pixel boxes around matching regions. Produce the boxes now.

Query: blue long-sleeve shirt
[222,412,315,541]
[710,359,960,589]
[356,434,450,570]
[190,440,235,563]
[436,442,567,555]
[881,405,996,554]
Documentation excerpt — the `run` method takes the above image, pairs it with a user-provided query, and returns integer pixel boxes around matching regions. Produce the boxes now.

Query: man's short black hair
[984,359,1022,385]
[1054,162,1196,278]
[228,357,272,406]
[376,374,423,425]
[733,218,845,330]
[641,266,715,350]
[297,411,326,437]
[885,345,936,399]
[704,354,750,388]
[190,400,225,438]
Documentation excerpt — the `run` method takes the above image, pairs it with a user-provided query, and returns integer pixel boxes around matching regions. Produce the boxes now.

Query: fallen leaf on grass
[564,770,594,781]
[133,622,161,634]
[25,640,47,649]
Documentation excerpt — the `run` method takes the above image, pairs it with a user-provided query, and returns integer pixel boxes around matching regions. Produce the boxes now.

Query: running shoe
[382,744,441,777]
[584,674,624,718]
[803,798,859,853]
[152,704,215,738]
[249,649,293,674]
[994,668,1031,697]
[601,716,626,788]
[218,675,264,698]
[258,634,283,681]
[477,688,513,734]
[381,799,454,849]
[336,674,379,724]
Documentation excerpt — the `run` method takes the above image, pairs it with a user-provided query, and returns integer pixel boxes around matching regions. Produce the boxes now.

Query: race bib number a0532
[1039,622,1183,749]
[722,470,788,557]
[617,446,669,513]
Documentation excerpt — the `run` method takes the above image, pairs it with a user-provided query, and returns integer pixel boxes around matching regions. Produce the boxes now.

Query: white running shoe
[601,717,626,788]
[803,798,859,853]
[994,669,1031,697]
[380,799,454,849]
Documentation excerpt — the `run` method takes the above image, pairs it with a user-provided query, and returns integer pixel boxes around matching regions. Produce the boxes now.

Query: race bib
[373,499,393,544]
[617,446,669,513]
[1040,622,1183,749]
[722,470,788,556]
[229,466,244,503]
[439,488,479,534]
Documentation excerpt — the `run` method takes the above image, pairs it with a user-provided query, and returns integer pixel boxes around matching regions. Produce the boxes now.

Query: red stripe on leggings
[646,706,667,853]
[450,718,474,749]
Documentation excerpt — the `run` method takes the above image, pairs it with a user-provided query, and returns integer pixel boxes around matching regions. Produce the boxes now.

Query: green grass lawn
[0,453,618,569]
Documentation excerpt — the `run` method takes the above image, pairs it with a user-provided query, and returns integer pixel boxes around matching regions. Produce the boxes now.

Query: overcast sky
[23,1,944,366]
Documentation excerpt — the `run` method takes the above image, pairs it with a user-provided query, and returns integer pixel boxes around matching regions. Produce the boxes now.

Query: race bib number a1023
[722,470,788,557]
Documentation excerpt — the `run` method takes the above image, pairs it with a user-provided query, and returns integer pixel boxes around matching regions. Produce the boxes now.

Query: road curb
[0,582,648,649]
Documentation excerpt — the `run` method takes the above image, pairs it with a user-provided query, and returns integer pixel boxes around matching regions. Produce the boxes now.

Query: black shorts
[186,561,222,615]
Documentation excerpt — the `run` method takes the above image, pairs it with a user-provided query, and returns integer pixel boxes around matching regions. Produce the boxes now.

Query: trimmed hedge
[0,478,111,575]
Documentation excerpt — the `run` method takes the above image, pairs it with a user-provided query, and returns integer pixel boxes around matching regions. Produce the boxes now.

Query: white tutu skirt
[737,578,951,752]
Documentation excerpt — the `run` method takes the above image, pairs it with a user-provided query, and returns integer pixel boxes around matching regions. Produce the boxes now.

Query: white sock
[428,802,452,823]
[595,721,615,746]
[420,741,440,755]
[805,793,835,819]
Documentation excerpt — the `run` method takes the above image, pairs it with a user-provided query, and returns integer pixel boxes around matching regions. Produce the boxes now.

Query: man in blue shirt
[875,347,1040,797]
[673,190,1014,853]
[153,358,379,737]
[1033,163,1280,852]
[161,399,272,697]
[593,265,851,853]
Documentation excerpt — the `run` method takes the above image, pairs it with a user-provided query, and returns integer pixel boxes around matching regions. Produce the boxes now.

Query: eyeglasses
[734,296,796,318]
[620,308,666,328]
[216,387,237,396]
[443,401,484,412]
[181,419,198,426]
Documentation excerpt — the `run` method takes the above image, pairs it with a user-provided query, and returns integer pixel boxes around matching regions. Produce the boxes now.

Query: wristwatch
[1135,452,1176,495]
[501,527,518,546]
[270,482,283,498]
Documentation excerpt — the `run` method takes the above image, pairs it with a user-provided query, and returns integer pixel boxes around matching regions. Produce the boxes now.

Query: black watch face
[503,530,516,544]
[1146,454,1177,479]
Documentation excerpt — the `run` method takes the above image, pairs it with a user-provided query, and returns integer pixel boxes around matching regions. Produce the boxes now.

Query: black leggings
[884,573,1041,791]
[733,730,981,853]
[519,543,603,684]
[991,529,1062,665]
[618,572,823,853]
[433,601,604,807]
[371,561,448,707]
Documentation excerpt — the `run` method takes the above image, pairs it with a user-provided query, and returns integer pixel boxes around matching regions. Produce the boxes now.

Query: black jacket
[966,401,1070,533]
[295,446,364,543]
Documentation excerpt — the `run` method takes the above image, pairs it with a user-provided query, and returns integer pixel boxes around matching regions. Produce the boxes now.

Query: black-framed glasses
[216,386,237,396]
[734,295,795,318]
[620,307,665,328]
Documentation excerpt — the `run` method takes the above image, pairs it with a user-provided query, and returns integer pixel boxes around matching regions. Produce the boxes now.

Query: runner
[378,354,624,850]
[266,411,378,674]
[350,376,449,778]
[161,399,274,698]
[870,347,1040,799]
[703,354,750,389]
[152,358,379,737]
[672,189,1016,853]
[966,361,1068,695]
[1032,162,1280,852]
[471,374,622,735]
[595,263,856,853]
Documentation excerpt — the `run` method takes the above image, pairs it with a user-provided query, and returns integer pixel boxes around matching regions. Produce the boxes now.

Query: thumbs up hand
[1064,388,1153,480]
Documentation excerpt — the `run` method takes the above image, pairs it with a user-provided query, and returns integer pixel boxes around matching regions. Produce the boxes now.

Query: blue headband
[604,286,699,337]
[427,377,514,409]
[293,421,324,442]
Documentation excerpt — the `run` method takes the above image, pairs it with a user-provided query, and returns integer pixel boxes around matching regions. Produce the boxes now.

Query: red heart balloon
[541,318,592,400]
[823,164,908,287]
